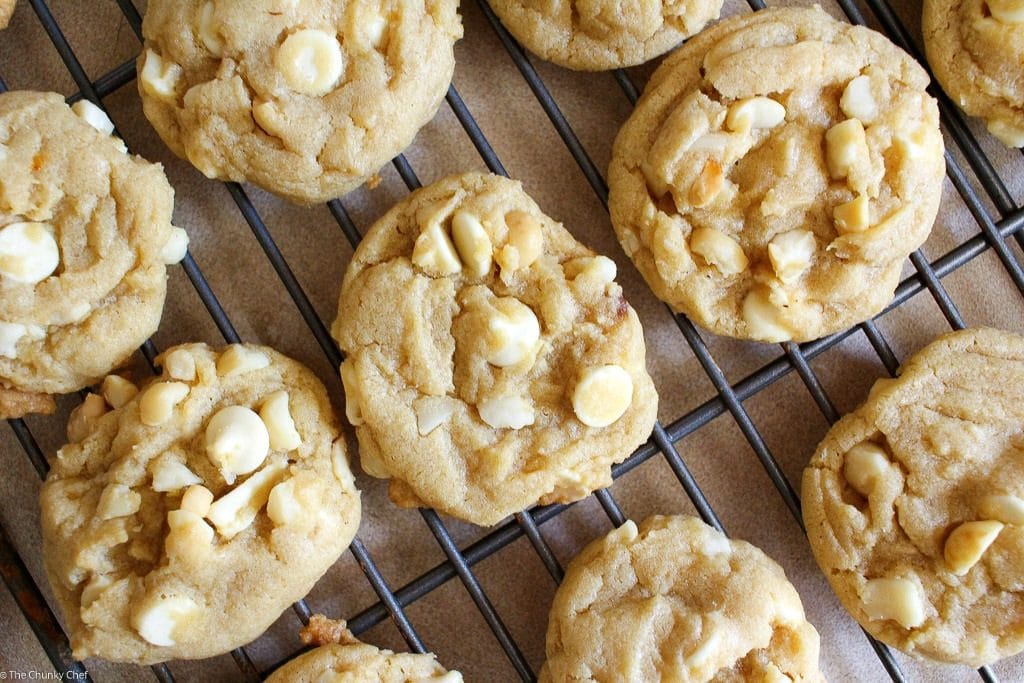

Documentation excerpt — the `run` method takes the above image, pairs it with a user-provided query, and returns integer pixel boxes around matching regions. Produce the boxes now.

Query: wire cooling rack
[1,0,1022,681]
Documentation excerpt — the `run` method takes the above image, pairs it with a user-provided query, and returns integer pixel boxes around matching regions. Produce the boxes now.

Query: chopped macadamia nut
[80,575,112,610]
[0,222,60,284]
[451,211,493,278]
[486,297,541,367]
[689,227,748,275]
[132,593,200,647]
[825,118,869,183]
[163,348,197,382]
[834,194,870,234]
[572,365,633,428]
[140,49,182,101]
[725,97,786,132]
[216,345,270,377]
[101,375,138,409]
[412,221,462,276]
[180,485,214,517]
[340,357,364,426]
[478,396,535,430]
[0,321,41,359]
[205,405,271,484]
[860,577,926,629]
[840,75,878,123]
[689,158,724,208]
[414,396,457,436]
[843,442,891,497]
[165,509,215,563]
[944,520,1003,576]
[205,462,287,539]
[267,476,319,529]
[71,100,115,135]
[96,483,141,520]
[496,210,543,280]
[197,1,223,55]
[151,460,202,493]
[767,230,816,284]
[978,494,1024,525]
[67,393,108,443]
[139,381,190,426]
[275,29,345,96]
[742,289,791,343]
[259,390,302,452]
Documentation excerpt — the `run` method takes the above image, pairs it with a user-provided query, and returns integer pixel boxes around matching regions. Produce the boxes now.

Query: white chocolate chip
[572,365,633,428]
[496,210,543,281]
[205,461,287,539]
[689,158,724,208]
[894,124,932,160]
[216,345,269,377]
[71,100,115,135]
[767,229,816,285]
[0,222,60,284]
[0,321,37,358]
[825,118,869,182]
[414,395,457,436]
[163,348,197,382]
[944,520,1003,576]
[161,227,189,264]
[101,375,138,410]
[180,485,214,517]
[860,577,926,629]
[96,483,141,520]
[48,302,89,325]
[990,0,1024,24]
[978,495,1024,525]
[276,29,345,96]
[259,390,301,452]
[340,357,364,426]
[564,255,617,286]
[165,509,215,563]
[840,75,878,123]
[348,4,387,51]
[486,297,540,367]
[132,593,200,647]
[843,442,891,497]
[833,194,870,234]
[205,405,271,484]
[689,227,748,275]
[451,211,493,278]
[725,96,786,132]
[140,49,182,101]
[197,1,224,56]
[252,99,288,139]
[742,289,791,343]
[151,460,202,493]
[987,118,1024,148]
[266,476,317,529]
[80,575,112,610]
[67,393,108,443]
[478,396,535,430]
[412,221,462,276]
[139,381,190,426]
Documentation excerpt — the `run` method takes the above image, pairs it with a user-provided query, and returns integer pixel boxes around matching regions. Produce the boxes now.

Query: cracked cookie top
[138,0,462,204]
[924,0,1024,147]
[332,172,657,526]
[0,91,185,405]
[488,0,723,71]
[540,516,824,682]
[608,6,945,343]
[40,343,361,664]
[802,327,1024,666]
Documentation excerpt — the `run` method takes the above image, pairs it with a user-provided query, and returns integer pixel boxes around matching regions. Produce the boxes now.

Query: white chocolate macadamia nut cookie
[0,0,14,30]
[332,173,658,526]
[40,343,361,664]
[0,91,185,415]
[802,328,1024,666]
[924,0,1024,147]
[266,615,462,682]
[540,516,824,682]
[608,6,945,343]
[489,0,722,71]
[137,0,462,204]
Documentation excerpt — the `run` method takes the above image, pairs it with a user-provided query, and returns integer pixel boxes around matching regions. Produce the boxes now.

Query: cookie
[267,614,461,682]
[0,0,14,29]
[608,6,945,343]
[332,172,657,526]
[540,516,824,681]
[924,0,1024,147]
[802,328,1024,666]
[40,343,361,664]
[0,91,185,416]
[137,0,462,205]
[488,0,722,71]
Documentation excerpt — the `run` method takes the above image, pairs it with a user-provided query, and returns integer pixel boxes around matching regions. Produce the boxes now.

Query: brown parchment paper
[1,1,1023,681]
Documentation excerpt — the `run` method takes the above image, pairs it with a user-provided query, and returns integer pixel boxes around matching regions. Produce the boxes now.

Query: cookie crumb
[366,174,382,190]
[0,387,56,419]
[300,615,358,647]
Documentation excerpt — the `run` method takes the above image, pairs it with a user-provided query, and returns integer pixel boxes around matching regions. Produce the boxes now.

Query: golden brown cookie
[40,343,361,664]
[803,327,1024,666]
[0,91,186,409]
[137,0,462,204]
[0,0,14,29]
[488,0,723,71]
[332,172,658,526]
[540,516,824,681]
[267,615,461,682]
[608,6,945,343]
[924,0,1024,147]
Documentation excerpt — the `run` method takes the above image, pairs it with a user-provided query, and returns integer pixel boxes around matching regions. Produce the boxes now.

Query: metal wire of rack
[0,0,1021,681]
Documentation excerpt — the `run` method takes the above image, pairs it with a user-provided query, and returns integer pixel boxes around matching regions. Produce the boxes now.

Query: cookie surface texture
[0,91,183,399]
[0,0,14,29]
[40,343,361,664]
[138,0,462,204]
[924,0,1024,147]
[607,6,944,343]
[540,515,824,682]
[332,172,658,526]
[488,0,723,70]
[802,327,1024,666]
